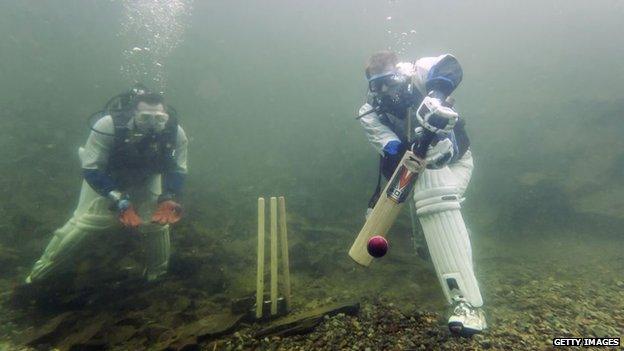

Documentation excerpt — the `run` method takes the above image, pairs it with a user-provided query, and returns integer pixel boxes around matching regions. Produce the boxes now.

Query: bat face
[348,151,421,266]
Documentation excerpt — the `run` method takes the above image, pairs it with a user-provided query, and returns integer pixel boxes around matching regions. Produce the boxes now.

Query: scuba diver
[26,84,188,285]
[357,51,486,336]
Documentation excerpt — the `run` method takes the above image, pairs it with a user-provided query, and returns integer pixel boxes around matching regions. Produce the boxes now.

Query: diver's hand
[117,199,143,228]
[402,150,427,173]
[152,200,182,225]
[382,140,403,157]
[381,140,407,179]
[425,138,454,169]
[412,127,456,169]
[416,94,459,133]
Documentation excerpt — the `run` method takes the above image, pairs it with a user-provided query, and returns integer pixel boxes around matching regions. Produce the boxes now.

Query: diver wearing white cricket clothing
[357,51,486,336]
[26,86,188,284]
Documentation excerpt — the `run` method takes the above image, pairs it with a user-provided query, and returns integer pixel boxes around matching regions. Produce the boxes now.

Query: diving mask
[134,110,169,133]
[368,71,416,116]
[368,71,410,95]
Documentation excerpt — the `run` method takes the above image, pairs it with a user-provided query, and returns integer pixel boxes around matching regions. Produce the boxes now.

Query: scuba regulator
[357,72,421,120]
[87,84,177,137]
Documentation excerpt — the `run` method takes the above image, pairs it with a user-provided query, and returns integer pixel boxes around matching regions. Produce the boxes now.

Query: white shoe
[448,298,487,336]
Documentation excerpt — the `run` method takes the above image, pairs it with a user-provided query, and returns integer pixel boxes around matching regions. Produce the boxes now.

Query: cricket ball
[367,235,388,258]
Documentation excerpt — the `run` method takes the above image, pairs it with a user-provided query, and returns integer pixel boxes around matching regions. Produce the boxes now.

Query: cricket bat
[349,132,434,266]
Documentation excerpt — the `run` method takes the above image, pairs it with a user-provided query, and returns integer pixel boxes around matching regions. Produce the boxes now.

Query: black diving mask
[368,71,410,95]
[133,110,169,134]
[367,71,416,118]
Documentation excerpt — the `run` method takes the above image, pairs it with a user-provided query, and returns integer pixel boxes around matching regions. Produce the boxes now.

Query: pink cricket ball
[367,235,388,258]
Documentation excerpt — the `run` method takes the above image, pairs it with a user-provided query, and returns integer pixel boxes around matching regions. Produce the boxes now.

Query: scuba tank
[87,84,151,136]
[87,84,179,136]
[86,84,180,182]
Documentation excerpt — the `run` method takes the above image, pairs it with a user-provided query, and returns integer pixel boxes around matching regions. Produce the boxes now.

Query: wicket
[256,196,291,319]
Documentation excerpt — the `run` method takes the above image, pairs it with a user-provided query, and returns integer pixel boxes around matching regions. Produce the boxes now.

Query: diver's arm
[160,125,188,202]
[358,103,402,156]
[83,169,117,196]
[413,54,463,98]
[80,116,119,198]
[452,118,471,161]
[409,54,464,144]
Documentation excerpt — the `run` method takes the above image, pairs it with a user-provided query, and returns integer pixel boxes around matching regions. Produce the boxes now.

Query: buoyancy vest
[105,110,179,189]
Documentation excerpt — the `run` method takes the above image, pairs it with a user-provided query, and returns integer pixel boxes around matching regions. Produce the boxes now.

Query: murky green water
[0,1,623,350]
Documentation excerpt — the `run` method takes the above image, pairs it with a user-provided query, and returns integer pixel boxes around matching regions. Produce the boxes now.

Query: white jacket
[358,54,462,155]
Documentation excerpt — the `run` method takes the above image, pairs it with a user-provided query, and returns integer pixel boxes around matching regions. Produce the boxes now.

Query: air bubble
[119,0,193,90]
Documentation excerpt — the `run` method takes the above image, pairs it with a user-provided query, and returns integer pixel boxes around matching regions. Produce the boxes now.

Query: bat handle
[412,130,435,159]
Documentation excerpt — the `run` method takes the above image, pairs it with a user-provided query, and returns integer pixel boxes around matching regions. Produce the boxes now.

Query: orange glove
[152,200,182,225]
[119,205,143,228]
[110,193,142,228]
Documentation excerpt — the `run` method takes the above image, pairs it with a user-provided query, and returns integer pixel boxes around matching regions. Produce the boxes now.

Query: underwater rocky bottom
[0,232,622,350]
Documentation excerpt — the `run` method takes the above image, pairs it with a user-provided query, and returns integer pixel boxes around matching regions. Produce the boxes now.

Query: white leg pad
[141,223,171,281]
[28,177,169,284]
[448,150,474,197]
[28,185,118,283]
[413,166,483,307]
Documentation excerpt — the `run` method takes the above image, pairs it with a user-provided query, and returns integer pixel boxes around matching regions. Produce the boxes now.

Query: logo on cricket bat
[386,166,416,204]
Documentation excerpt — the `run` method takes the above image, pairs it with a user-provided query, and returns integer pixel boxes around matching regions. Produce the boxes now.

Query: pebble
[5,248,621,351]
[479,338,492,348]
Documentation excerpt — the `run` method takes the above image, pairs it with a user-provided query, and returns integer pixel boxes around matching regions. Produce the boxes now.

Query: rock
[589,324,610,337]
[230,295,255,314]
[173,296,192,312]
[21,312,114,351]
[169,253,226,294]
[479,338,492,349]
[56,314,111,351]
[0,246,19,269]
[162,312,245,351]
[142,324,172,343]
[254,301,360,338]
[103,325,137,345]
[21,312,75,346]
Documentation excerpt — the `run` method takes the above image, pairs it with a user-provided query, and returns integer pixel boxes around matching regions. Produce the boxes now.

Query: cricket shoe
[448,297,487,337]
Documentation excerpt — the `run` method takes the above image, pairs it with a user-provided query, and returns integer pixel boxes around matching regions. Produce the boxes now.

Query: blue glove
[381,140,406,180]
[383,140,403,156]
